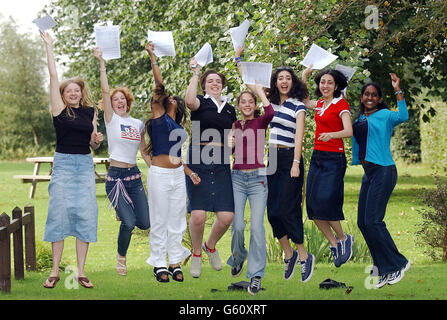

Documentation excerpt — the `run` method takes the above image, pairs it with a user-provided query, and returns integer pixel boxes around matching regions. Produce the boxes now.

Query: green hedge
[420,101,447,172]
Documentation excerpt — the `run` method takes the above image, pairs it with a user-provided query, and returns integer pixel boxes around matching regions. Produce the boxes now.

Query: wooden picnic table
[14,156,110,199]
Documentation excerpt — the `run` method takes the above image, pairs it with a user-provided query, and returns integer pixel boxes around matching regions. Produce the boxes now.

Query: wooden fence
[0,205,36,292]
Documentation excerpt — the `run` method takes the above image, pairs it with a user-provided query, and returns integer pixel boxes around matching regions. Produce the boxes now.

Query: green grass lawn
[0,160,446,301]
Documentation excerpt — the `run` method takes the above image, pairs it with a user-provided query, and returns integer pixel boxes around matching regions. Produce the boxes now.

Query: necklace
[364,108,378,116]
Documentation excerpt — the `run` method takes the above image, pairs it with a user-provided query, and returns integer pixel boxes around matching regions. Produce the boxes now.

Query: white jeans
[146,165,191,268]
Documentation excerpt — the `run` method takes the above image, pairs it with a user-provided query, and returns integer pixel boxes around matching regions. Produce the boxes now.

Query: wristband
[151,61,158,66]
[190,172,198,178]
[394,89,402,95]
[293,159,300,164]
[235,57,242,64]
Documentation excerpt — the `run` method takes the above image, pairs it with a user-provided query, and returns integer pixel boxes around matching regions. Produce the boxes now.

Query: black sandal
[153,267,170,283]
[168,266,184,282]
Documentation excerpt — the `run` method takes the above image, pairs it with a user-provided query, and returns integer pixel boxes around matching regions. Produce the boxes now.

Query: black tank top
[52,106,94,154]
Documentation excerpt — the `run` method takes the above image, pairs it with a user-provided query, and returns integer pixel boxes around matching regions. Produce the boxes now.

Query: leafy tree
[0,16,54,159]
[43,0,447,164]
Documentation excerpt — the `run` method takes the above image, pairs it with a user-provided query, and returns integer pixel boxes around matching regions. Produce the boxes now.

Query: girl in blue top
[352,73,410,289]
[144,42,201,283]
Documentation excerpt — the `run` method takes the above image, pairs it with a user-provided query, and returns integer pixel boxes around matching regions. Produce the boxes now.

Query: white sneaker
[203,243,222,271]
[190,255,202,278]
[375,274,389,289]
[403,261,411,273]
[387,269,404,285]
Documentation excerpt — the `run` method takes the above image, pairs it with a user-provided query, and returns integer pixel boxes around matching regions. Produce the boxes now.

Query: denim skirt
[186,144,234,213]
[306,150,346,221]
[44,152,98,243]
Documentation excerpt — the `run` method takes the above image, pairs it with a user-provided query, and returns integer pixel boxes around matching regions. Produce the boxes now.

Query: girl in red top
[303,68,354,268]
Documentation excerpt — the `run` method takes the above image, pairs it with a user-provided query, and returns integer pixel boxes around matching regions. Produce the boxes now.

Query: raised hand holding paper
[194,42,213,67]
[229,19,250,52]
[147,30,176,57]
[300,44,338,70]
[94,25,121,60]
[241,62,272,88]
[33,15,57,32]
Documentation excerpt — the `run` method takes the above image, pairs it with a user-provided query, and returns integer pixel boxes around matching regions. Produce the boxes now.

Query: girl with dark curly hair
[302,67,354,269]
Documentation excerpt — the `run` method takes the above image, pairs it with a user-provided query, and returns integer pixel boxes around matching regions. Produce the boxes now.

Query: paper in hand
[335,64,357,82]
[300,44,338,70]
[147,30,176,57]
[241,62,272,88]
[33,15,57,32]
[94,25,121,60]
[335,64,357,96]
[229,19,250,52]
[194,42,213,67]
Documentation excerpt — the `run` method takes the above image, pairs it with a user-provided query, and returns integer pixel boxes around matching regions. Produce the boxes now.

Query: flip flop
[168,266,184,282]
[77,276,94,289]
[43,276,60,289]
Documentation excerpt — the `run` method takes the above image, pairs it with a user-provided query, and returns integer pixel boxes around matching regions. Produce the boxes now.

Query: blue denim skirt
[186,144,234,213]
[306,150,346,221]
[44,152,98,243]
[186,163,234,213]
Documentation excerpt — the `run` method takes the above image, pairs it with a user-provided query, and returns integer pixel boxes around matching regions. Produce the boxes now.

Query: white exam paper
[241,62,272,88]
[94,25,121,60]
[300,44,338,70]
[335,64,357,82]
[229,19,250,51]
[147,30,176,57]
[33,15,57,32]
[194,42,213,67]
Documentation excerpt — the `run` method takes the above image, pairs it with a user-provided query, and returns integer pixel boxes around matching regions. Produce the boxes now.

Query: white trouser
[146,165,191,268]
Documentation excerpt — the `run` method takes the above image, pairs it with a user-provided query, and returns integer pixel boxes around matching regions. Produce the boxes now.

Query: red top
[314,97,350,153]
[232,104,274,170]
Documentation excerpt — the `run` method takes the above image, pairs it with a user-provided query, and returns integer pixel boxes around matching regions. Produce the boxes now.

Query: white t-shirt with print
[105,112,144,164]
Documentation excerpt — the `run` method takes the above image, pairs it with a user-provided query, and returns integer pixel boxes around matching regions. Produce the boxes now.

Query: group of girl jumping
[39,29,410,295]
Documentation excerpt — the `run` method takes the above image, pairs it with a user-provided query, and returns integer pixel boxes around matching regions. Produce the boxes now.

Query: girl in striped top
[235,46,315,283]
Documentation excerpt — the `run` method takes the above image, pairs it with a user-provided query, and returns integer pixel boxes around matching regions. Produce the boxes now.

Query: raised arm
[301,64,317,110]
[235,45,257,94]
[389,73,409,124]
[93,47,113,124]
[40,32,65,116]
[185,57,201,111]
[145,41,163,86]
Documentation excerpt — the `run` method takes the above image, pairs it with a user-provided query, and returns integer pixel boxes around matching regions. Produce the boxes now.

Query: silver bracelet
[151,61,158,66]
[293,159,300,164]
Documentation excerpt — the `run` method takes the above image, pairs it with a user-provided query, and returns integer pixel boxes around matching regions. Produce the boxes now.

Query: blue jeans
[226,169,267,279]
[105,166,150,257]
[357,163,408,275]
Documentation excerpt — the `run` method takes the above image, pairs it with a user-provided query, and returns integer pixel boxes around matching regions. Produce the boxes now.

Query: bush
[35,241,69,272]
[420,101,447,172]
[266,220,371,264]
[416,175,447,261]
